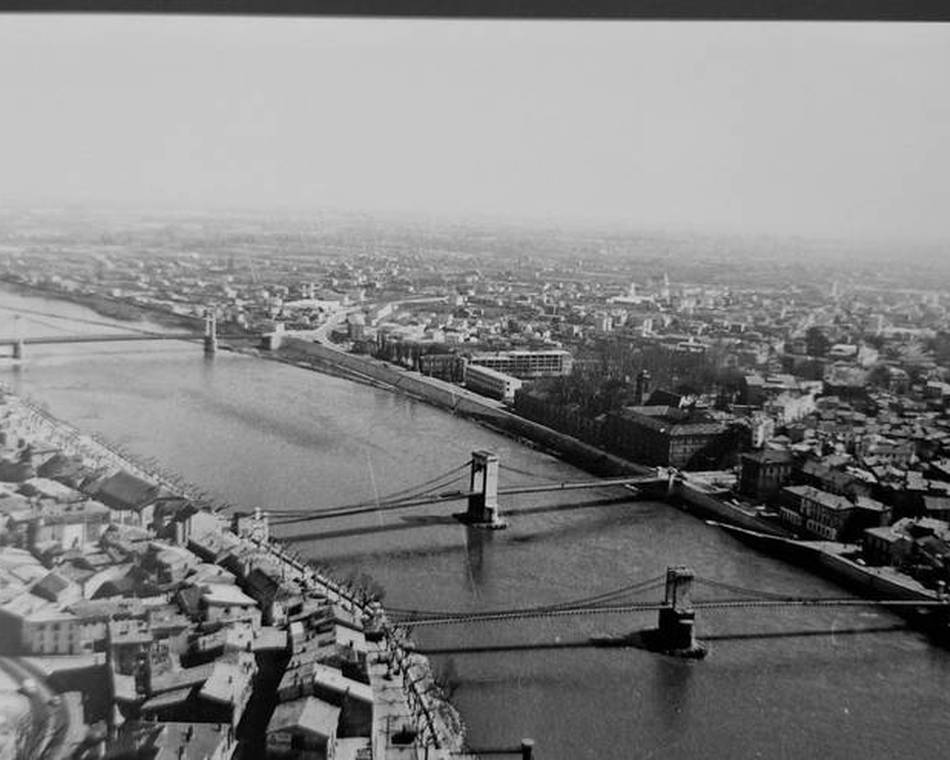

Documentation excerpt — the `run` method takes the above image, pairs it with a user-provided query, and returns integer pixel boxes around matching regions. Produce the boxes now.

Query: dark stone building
[603,405,727,469]
[738,450,795,500]
[418,353,466,382]
[513,387,604,446]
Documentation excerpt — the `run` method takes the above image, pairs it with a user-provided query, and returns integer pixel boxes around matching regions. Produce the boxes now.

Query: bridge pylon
[204,311,218,356]
[654,566,706,658]
[11,315,21,360]
[461,450,506,529]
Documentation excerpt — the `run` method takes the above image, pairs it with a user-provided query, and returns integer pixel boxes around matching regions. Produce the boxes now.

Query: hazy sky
[1,17,949,241]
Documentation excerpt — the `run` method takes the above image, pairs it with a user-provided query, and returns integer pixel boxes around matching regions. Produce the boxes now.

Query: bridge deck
[1,333,251,346]
[391,597,950,627]
[497,476,666,496]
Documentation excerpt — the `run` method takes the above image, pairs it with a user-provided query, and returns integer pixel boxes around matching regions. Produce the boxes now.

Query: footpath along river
[2,285,950,759]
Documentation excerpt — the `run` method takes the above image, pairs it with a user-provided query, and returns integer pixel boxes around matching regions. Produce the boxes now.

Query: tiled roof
[93,471,159,510]
[31,570,78,602]
[309,662,374,703]
[199,660,253,706]
[268,696,340,738]
[741,450,794,465]
[201,584,257,608]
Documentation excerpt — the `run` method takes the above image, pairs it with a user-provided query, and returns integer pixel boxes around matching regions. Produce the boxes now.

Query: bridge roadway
[390,596,950,627]
[266,472,668,525]
[0,332,250,346]
[496,475,664,496]
[386,567,950,630]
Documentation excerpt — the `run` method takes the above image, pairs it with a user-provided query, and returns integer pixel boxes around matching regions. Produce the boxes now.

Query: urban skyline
[2,18,950,243]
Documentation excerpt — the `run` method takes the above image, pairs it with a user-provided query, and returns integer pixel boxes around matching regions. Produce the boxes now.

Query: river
[2,286,949,759]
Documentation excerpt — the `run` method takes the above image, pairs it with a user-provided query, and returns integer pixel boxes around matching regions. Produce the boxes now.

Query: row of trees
[539,338,748,417]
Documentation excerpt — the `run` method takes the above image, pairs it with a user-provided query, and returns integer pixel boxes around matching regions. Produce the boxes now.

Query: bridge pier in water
[204,311,218,356]
[462,450,507,529]
[652,566,706,658]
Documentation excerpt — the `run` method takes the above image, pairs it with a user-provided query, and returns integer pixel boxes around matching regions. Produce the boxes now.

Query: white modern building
[464,364,523,402]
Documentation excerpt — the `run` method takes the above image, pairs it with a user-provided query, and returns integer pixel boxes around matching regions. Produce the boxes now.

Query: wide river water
[3,286,950,759]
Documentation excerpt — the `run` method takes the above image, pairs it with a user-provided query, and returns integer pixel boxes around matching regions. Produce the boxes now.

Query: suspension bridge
[380,566,950,657]
[265,450,671,531]
[1,304,257,358]
[261,452,950,653]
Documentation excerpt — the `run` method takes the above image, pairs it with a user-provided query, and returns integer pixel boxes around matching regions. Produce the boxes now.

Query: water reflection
[464,525,492,590]
[201,352,216,380]
[653,657,696,732]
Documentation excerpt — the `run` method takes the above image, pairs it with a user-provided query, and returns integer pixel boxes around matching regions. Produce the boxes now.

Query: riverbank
[278,337,654,478]
[1,277,647,479]
[0,380,216,508]
[671,478,794,537]
[710,522,950,644]
[712,522,942,601]
[0,384,475,759]
[0,278,204,331]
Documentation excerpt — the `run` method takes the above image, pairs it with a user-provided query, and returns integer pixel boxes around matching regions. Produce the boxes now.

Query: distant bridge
[2,308,259,359]
[1,332,250,346]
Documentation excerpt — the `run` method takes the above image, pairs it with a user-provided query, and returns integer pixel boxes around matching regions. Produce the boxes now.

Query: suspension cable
[268,480,469,525]
[267,461,472,520]
[498,463,567,484]
[13,313,70,333]
[391,600,667,626]
[387,574,668,620]
[0,303,170,336]
[344,460,472,507]
[276,463,467,514]
[693,576,841,602]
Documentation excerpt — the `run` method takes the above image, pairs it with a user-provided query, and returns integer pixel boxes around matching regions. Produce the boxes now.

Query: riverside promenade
[235,535,476,759]
[0,383,478,760]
